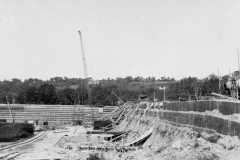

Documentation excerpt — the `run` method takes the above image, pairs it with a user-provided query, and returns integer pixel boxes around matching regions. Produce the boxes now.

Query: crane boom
[78,31,92,106]
[78,31,88,79]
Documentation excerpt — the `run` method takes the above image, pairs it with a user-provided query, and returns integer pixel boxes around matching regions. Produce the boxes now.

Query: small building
[88,80,102,85]
[68,85,79,90]
[138,95,148,102]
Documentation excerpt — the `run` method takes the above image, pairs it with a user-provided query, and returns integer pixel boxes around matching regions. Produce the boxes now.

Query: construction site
[3,1,240,156]
[2,0,240,159]
[1,28,240,159]
[2,97,240,159]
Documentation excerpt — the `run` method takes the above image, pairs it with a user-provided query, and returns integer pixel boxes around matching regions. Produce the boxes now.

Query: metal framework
[98,102,137,126]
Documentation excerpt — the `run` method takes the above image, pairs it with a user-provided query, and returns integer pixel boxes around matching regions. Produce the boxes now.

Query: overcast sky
[0,0,240,81]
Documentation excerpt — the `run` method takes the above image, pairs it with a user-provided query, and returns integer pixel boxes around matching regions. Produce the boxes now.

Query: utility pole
[238,49,240,75]
[218,67,221,94]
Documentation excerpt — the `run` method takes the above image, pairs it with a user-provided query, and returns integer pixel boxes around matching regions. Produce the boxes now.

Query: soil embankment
[0,123,34,142]
[104,108,240,160]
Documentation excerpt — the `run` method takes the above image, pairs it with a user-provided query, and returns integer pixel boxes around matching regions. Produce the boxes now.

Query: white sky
[0,0,240,81]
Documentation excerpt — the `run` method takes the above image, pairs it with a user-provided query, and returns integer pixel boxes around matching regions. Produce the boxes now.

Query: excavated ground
[1,109,240,159]
[104,110,240,160]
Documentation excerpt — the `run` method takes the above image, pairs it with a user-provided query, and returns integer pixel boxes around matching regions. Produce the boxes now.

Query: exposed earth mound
[0,123,34,142]
[102,110,240,160]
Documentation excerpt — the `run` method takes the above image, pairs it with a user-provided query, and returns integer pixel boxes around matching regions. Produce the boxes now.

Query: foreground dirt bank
[112,110,240,160]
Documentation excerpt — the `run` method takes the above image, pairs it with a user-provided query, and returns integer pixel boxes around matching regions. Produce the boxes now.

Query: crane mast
[78,31,92,106]
[78,31,88,79]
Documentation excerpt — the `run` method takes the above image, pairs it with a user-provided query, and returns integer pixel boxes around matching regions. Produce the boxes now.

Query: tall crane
[78,31,92,105]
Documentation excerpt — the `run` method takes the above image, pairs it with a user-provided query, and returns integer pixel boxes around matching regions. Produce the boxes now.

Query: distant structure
[139,95,148,102]
[56,85,79,90]
[68,85,79,90]
[88,80,102,85]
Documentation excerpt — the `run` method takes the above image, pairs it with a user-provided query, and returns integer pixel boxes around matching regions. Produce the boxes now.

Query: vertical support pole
[218,67,221,94]
[81,79,83,104]
[6,96,14,122]
[73,105,76,124]
[237,49,240,100]
[238,49,240,75]
[78,78,80,105]
[153,92,155,102]
[164,88,165,102]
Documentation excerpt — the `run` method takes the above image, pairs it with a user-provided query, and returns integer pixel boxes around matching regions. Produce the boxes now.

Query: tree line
[0,74,225,105]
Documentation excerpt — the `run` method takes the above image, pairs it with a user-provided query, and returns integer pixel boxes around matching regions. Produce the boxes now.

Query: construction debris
[124,127,153,146]
[98,102,138,127]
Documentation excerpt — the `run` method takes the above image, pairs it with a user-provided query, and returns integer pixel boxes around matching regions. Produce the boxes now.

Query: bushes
[0,106,24,110]
[0,122,34,142]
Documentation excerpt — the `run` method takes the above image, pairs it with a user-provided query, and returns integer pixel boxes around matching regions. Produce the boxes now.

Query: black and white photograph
[0,0,240,159]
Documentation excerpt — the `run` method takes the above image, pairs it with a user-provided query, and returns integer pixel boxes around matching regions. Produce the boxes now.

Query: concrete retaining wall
[163,100,240,115]
[136,109,240,137]
[136,100,240,137]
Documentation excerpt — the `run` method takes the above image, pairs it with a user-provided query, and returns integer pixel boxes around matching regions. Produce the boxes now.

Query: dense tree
[25,87,39,104]
[201,74,222,95]
[178,77,200,100]
[38,84,57,104]
[16,90,26,104]
[125,76,134,83]
[57,88,76,105]
[0,74,228,105]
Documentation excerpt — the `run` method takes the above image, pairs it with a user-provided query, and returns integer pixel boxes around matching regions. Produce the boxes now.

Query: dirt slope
[106,110,240,160]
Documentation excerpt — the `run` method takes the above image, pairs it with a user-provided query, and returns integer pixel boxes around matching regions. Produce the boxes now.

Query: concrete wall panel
[142,106,240,138]
[164,100,240,115]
